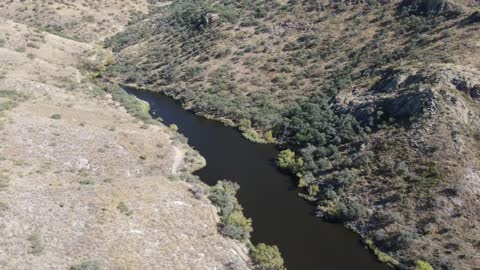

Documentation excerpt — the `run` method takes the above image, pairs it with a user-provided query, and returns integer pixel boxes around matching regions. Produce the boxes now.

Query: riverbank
[98,81,286,269]
[123,86,390,270]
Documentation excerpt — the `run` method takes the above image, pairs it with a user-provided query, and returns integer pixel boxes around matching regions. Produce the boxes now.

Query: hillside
[105,0,480,269]
[0,12,253,270]
[0,0,151,42]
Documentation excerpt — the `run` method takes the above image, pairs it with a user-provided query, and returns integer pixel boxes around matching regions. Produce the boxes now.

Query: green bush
[251,243,286,270]
[50,114,62,120]
[415,260,433,270]
[364,239,398,267]
[325,201,367,222]
[0,90,28,113]
[209,180,252,241]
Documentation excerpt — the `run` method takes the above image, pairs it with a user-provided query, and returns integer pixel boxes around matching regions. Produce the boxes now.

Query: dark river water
[124,87,389,270]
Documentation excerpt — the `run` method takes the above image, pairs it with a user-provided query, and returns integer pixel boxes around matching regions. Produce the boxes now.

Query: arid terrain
[0,0,151,42]
[0,6,251,270]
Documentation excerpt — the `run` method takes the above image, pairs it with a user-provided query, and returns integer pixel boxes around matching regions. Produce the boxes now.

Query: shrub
[325,201,367,222]
[117,202,133,216]
[70,261,101,270]
[169,124,179,132]
[415,260,433,270]
[379,231,417,252]
[332,169,357,188]
[223,211,252,238]
[364,239,398,267]
[104,54,116,66]
[251,243,286,270]
[50,114,62,120]
[28,232,44,255]
[209,180,252,241]
[340,201,367,221]
[0,173,9,190]
[79,179,95,185]
[190,186,204,199]
[82,15,96,23]
[102,84,150,121]
[264,130,276,143]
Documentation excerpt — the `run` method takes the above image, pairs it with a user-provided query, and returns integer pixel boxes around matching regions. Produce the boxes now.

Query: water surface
[125,87,388,270]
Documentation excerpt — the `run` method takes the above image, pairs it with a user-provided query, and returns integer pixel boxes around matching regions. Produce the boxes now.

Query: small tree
[264,130,276,143]
[277,149,295,168]
[251,243,286,270]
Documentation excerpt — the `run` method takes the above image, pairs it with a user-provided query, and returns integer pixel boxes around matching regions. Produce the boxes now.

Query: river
[124,87,389,270]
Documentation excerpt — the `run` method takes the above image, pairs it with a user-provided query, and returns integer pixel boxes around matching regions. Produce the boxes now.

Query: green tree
[251,243,286,270]
[223,210,252,239]
[415,260,433,270]
[277,149,295,168]
[277,149,303,173]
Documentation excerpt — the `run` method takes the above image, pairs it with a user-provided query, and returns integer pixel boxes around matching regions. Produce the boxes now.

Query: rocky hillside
[105,0,480,269]
[0,13,252,270]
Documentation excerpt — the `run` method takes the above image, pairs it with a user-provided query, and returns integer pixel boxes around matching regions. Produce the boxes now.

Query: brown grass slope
[0,12,251,270]
[0,0,150,42]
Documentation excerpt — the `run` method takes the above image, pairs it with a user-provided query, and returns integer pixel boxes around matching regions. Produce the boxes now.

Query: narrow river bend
[124,87,389,270]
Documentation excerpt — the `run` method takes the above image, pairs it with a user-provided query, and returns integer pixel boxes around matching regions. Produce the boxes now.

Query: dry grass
[0,0,150,42]
[0,18,250,270]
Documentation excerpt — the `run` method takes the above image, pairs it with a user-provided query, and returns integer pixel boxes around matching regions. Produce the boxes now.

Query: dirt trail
[171,146,185,174]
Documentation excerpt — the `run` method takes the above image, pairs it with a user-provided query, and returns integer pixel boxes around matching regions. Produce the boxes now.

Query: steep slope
[105,0,480,269]
[0,17,251,270]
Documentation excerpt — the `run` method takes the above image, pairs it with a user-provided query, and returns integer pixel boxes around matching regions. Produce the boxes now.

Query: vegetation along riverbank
[104,0,480,269]
[0,0,286,269]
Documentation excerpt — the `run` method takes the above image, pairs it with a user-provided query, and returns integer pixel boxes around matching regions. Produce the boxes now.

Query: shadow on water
[124,87,390,270]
